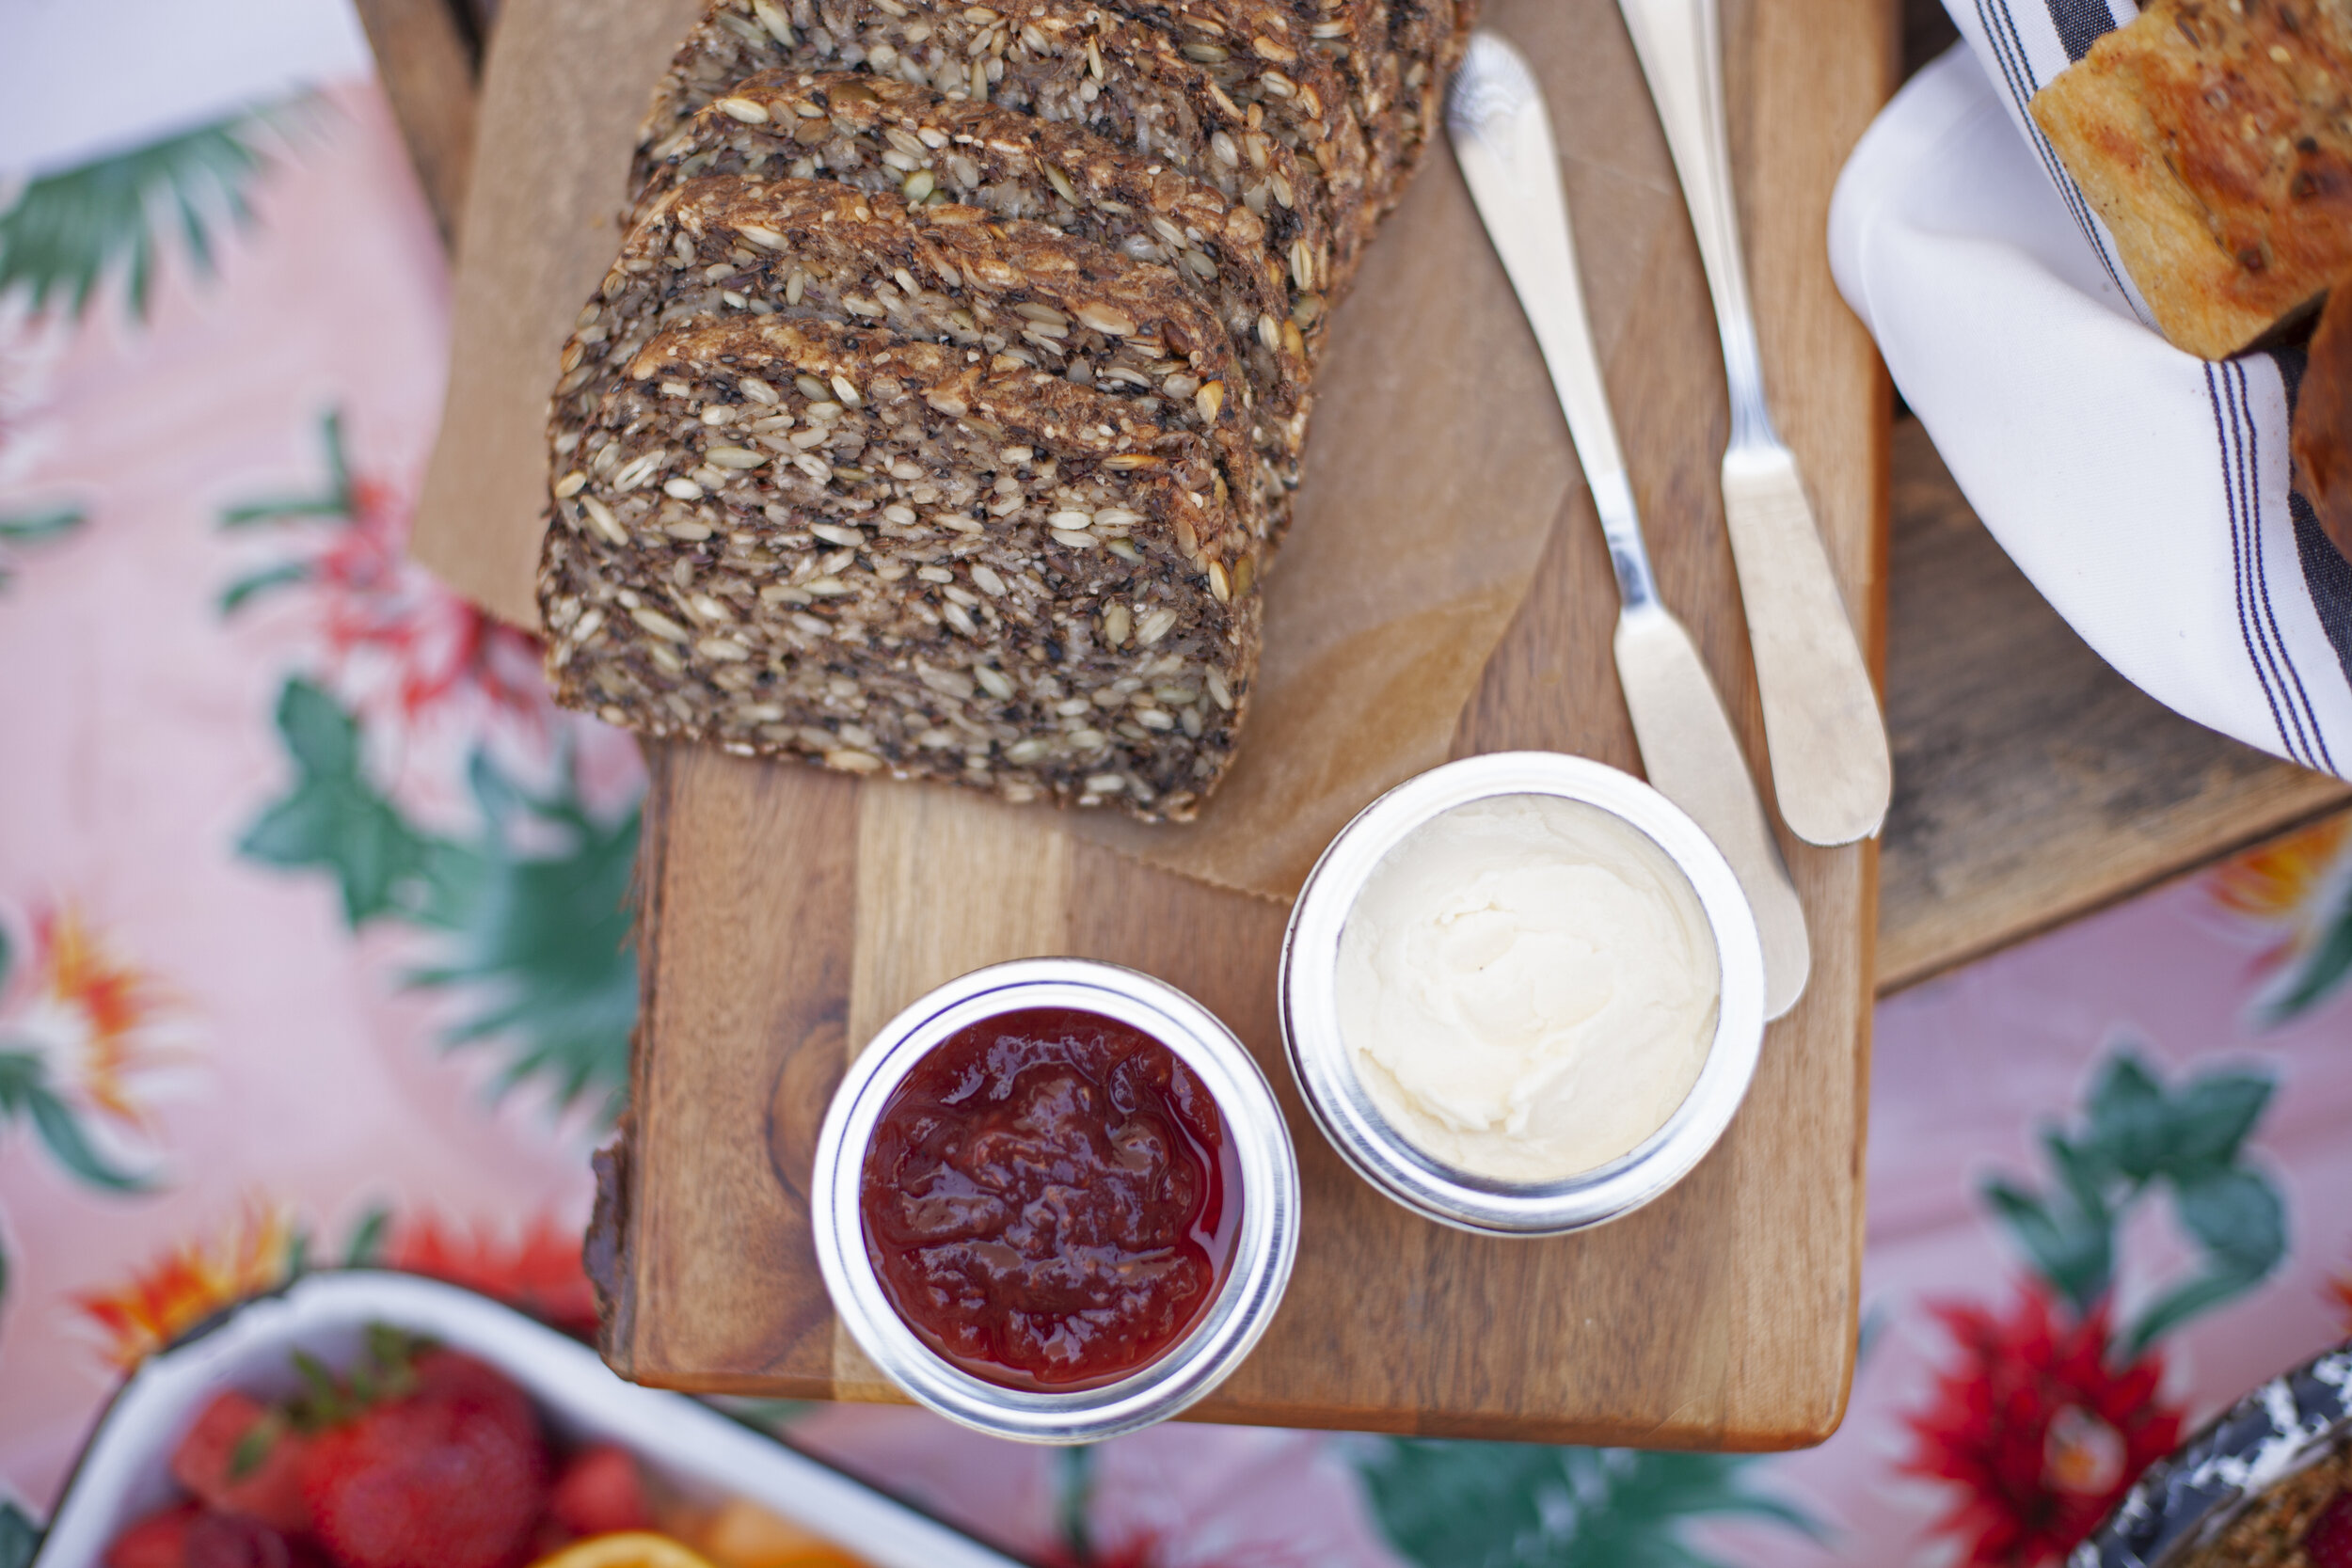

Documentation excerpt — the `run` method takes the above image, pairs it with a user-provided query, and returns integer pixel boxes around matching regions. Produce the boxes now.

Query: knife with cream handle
[1446,30,1810,1020]
[1616,0,1893,847]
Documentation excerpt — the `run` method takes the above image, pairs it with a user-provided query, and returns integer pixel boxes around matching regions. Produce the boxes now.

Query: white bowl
[31,1271,1022,1568]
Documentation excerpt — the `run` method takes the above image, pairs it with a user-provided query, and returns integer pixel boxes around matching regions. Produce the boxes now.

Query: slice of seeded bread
[635,0,1370,284]
[541,315,1261,818]
[2033,0,2352,359]
[636,72,1317,485]
[550,176,1274,541]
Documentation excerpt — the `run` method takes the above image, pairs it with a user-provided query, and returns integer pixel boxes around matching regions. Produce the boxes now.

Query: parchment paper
[408,0,1575,901]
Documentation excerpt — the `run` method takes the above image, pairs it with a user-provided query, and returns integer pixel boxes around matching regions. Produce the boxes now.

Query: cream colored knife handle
[1618,0,1893,846]
[1721,446,1893,847]
[1615,602,1811,1020]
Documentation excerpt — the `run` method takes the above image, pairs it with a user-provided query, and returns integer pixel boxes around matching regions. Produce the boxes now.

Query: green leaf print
[240,679,442,927]
[218,562,311,615]
[0,1501,39,1568]
[407,752,640,1117]
[240,679,640,1119]
[0,504,87,591]
[1981,1045,2283,1349]
[2262,873,2352,1026]
[0,100,310,321]
[1357,1441,1816,1568]
[2124,1166,2288,1354]
[0,1052,152,1192]
[220,409,355,531]
[0,506,86,545]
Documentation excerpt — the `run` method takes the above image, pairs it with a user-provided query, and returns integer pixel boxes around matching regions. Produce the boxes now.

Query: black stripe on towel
[2272,345,2352,699]
[1979,0,2136,305]
[2208,360,2308,767]
[2043,0,2116,61]
[2228,359,2333,770]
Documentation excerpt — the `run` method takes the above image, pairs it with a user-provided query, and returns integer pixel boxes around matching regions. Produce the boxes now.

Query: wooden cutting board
[592,0,1891,1446]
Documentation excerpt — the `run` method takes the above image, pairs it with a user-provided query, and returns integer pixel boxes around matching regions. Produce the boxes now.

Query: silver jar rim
[810,958,1300,1444]
[1279,752,1768,1237]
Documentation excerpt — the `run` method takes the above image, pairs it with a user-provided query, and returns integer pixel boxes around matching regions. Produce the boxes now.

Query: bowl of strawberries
[31,1272,1020,1568]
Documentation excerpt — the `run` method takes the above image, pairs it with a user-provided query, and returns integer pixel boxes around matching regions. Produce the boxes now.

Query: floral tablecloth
[3,12,2350,1566]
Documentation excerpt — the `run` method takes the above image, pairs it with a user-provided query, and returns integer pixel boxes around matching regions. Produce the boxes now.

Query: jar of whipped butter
[1279,753,1766,1236]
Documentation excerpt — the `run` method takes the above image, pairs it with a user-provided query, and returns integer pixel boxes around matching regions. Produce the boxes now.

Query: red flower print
[222,411,549,748]
[2328,1256,2352,1334]
[387,1210,596,1338]
[22,903,175,1130]
[1903,1286,2183,1568]
[304,471,545,729]
[72,1201,295,1368]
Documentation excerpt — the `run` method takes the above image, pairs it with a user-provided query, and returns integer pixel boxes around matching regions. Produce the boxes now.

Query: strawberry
[170,1392,312,1534]
[408,1348,538,1449]
[548,1444,650,1537]
[105,1501,201,1568]
[296,1349,549,1568]
[2310,1492,2352,1568]
[183,1512,322,1568]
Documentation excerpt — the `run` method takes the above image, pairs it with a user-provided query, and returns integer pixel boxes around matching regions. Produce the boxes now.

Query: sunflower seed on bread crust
[636,0,1368,283]
[636,72,1316,485]
[552,175,1277,540]
[541,315,1261,819]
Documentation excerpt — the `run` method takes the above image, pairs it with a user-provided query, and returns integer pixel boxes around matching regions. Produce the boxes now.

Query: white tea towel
[1827,30,2352,777]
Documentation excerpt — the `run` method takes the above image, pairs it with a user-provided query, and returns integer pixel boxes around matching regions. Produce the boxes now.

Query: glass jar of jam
[858,1006,1243,1392]
[811,960,1299,1444]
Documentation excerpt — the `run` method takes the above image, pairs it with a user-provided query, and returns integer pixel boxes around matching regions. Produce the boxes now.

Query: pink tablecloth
[3,59,2349,1568]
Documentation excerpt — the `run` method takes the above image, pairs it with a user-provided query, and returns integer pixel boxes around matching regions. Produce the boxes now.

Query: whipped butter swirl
[1335,793,1720,1183]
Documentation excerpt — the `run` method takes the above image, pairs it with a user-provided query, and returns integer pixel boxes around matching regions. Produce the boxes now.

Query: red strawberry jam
[859,1006,1241,1391]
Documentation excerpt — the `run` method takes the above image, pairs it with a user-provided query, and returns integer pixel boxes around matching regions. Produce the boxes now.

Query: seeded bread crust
[2032,0,2352,359]
[636,72,1316,480]
[635,0,1361,277]
[542,316,1260,817]
[550,178,1275,543]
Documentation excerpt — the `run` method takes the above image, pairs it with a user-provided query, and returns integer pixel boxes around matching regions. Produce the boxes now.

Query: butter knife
[1616,0,1893,847]
[1447,30,1810,1019]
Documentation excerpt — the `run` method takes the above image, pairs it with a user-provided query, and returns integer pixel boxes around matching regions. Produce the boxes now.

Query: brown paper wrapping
[409,0,1574,901]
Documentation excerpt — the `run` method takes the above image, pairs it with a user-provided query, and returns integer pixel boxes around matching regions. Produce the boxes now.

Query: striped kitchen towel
[1826,10,2352,776]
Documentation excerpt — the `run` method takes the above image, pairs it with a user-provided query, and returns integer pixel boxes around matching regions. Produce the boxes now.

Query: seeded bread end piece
[541,316,1261,818]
